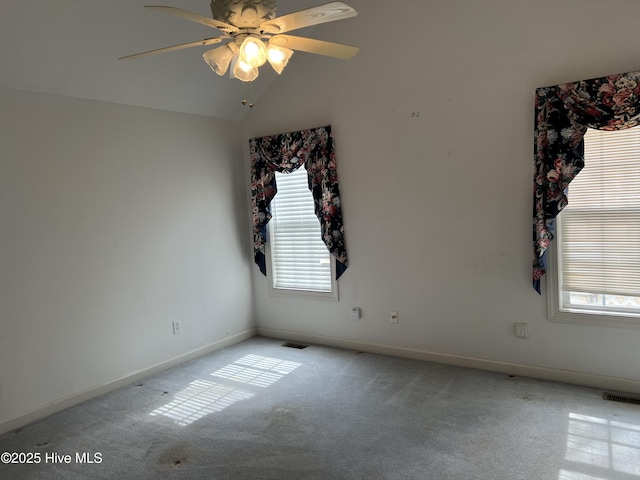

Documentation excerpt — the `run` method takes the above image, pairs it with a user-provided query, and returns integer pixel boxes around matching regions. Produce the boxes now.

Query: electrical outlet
[514,322,528,339]
[172,320,182,335]
[390,311,399,324]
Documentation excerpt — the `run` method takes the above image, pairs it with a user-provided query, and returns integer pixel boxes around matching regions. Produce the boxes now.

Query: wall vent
[282,342,309,349]
[603,392,640,405]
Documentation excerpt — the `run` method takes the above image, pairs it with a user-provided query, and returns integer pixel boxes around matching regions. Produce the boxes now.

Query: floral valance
[250,125,348,279]
[533,70,640,293]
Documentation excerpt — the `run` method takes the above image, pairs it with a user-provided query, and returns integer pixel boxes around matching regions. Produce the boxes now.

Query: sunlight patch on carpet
[563,412,640,477]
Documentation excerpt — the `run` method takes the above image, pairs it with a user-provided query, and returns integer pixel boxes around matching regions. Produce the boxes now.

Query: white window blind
[559,126,640,297]
[269,166,332,293]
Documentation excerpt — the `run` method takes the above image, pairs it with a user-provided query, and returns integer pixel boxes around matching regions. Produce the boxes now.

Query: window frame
[547,128,640,329]
[265,243,339,301]
[548,227,640,329]
[264,167,339,302]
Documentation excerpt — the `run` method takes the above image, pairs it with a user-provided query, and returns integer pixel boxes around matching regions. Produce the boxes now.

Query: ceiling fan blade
[144,5,238,35]
[270,35,359,60]
[119,37,224,61]
[260,2,357,34]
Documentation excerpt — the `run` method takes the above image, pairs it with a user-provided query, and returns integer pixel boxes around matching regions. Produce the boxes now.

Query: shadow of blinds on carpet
[560,412,640,479]
[149,354,302,426]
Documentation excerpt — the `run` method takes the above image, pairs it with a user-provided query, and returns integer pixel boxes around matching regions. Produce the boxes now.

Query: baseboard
[257,327,640,395]
[0,328,256,436]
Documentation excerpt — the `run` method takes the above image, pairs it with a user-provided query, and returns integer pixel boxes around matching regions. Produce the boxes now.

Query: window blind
[560,127,640,296]
[270,166,332,292]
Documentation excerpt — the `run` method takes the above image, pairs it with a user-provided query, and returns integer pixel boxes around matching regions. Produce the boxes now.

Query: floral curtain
[533,70,640,293]
[250,125,348,279]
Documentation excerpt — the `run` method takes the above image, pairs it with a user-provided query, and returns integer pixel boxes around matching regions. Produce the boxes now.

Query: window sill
[549,307,640,329]
[267,286,339,302]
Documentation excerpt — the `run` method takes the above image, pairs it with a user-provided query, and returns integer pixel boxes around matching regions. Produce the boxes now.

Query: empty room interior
[1,1,640,478]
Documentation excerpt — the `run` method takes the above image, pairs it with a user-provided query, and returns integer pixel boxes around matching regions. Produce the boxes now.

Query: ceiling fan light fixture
[238,36,268,67]
[233,57,259,82]
[266,44,293,74]
[122,2,360,87]
[202,44,235,76]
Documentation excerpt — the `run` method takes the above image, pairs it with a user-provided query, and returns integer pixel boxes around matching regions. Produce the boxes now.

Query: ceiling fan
[120,0,359,84]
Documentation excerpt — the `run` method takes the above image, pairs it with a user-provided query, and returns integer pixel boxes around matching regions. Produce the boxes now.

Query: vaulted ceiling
[0,0,340,122]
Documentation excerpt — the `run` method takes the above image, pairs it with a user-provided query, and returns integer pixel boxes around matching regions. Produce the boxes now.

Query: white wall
[0,88,254,431]
[242,0,640,391]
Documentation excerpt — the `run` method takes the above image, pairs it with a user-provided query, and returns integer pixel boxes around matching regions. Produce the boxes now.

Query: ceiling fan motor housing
[210,0,277,28]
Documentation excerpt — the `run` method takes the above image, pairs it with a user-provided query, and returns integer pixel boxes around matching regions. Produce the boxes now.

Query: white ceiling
[0,0,336,122]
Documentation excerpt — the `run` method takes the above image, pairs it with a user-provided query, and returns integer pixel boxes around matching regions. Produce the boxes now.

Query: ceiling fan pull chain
[241,81,248,106]
[249,81,255,108]
[241,81,256,108]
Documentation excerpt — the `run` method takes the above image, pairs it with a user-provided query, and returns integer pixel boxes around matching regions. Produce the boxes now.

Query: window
[267,166,338,299]
[550,126,640,327]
